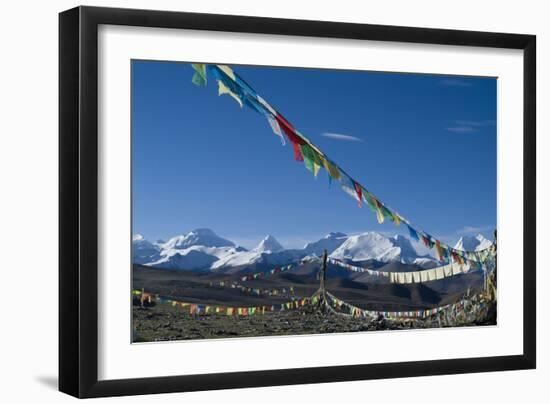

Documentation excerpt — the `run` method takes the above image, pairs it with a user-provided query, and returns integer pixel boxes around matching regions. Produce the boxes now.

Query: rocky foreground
[132,293,496,342]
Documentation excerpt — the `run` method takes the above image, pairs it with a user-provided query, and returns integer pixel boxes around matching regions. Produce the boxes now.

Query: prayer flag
[425,234,435,249]
[217,80,243,108]
[267,115,285,145]
[320,155,341,180]
[217,65,236,80]
[353,182,363,208]
[435,240,444,261]
[391,212,401,226]
[191,64,207,86]
[372,197,385,224]
[381,205,393,220]
[407,225,419,241]
[274,114,304,151]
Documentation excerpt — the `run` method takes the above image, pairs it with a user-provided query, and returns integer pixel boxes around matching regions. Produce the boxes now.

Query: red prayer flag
[435,240,444,261]
[290,141,304,161]
[274,114,306,161]
[421,235,430,248]
[353,182,363,208]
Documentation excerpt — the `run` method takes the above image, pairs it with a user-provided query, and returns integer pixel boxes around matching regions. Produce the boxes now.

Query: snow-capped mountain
[302,232,348,256]
[160,228,235,250]
[132,234,161,265]
[253,235,284,253]
[454,234,492,251]
[329,232,432,265]
[211,235,302,269]
[142,229,243,271]
[149,245,244,271]
[133,229,443,271]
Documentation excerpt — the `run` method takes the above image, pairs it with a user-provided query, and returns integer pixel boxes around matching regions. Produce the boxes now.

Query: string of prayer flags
[190,63,495,262]
[327,291,471,320]
[239,264,296,282]
[207,280,295,297]
[133,290,311,317]
[328,253,495,284]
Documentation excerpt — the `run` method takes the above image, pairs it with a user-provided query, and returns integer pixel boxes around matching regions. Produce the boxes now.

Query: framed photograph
[59,6,536,398]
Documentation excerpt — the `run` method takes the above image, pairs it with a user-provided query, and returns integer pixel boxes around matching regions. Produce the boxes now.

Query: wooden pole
[315,250,329,313]
[320,249,327,295]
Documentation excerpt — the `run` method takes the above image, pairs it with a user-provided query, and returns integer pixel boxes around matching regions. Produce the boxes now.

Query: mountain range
[133,228,492,272]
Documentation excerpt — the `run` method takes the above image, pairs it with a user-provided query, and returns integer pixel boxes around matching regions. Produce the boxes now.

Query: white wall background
[0,0,546,402]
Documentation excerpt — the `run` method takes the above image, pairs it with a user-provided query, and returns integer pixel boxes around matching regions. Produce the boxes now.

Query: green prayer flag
[191,64,207,86]
[303,154,315,173]
[381,205,394,220]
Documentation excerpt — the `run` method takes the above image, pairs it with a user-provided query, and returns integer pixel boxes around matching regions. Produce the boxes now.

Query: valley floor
[132,265,496,342]
[132,294,496,342]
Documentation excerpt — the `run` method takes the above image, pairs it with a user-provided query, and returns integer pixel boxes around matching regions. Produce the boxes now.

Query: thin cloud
[439,78,473,87]
[321,132,363,142]
[446,126,478,133]
[455,120,496,127]
[446,119,495,134]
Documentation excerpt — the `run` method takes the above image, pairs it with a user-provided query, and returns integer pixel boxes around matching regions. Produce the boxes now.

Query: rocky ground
[132,294,496,342]
[132,264,496,342]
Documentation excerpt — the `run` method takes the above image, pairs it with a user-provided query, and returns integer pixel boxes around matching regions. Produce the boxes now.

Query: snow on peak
[253,235,284,253]
[454,234,492,251]
[302,232,348,256]
[163,228,235,250]
[330,231,422,264]
[132,234,161,264]
[132,229,439,270]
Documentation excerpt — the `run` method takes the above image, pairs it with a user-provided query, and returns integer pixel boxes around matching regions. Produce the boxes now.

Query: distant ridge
[132,229,447,271]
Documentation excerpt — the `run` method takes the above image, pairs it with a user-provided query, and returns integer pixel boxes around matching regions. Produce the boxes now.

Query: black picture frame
[59,5,536,398]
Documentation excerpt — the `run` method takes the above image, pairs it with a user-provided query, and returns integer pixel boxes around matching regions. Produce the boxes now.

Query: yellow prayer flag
[320,156,341,180]
[392,212,401,226]
[217,80,243,108]
[217,64,236,80]
[313,161,321,177]
[376,209,385,224]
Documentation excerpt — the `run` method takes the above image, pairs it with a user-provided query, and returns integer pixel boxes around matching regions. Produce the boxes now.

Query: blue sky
[132,60,496,250]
